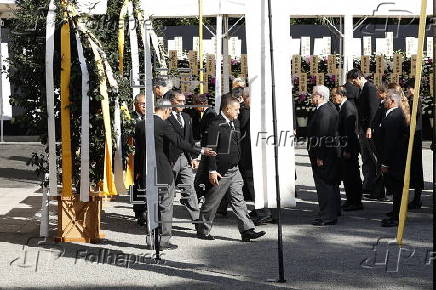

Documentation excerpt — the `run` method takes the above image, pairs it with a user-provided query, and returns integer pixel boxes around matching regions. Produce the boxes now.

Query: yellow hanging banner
[89,39,117,196]
[118,0,129,74]
[396,0,427,245]
[60,18,73,197]
[117,0,134,188]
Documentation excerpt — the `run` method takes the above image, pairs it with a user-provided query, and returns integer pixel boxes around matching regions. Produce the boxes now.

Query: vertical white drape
[45,0,58,196]
[76,30,90,202]
[343,14,354,84]
[246,0,295,209]
[129,1,140,99]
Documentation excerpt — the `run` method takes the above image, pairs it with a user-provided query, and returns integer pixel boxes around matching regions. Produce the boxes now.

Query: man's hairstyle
[406,78,415,89]
[347,69,364,80]
[153,77,172,88]
[220,93,239,110]
[331,86,347,97]
[313,85,330,100]
[193,93,208,105]
[155,98,172,111]
[134,93,145,103]
[167,90,182,101]
[386,90,401,105]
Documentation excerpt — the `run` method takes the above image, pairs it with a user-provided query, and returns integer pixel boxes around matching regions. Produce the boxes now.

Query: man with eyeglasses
[164,91,202,224]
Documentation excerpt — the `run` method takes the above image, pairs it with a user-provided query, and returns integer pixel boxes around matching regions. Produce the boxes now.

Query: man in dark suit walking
[376,92,408,227]
[196,96,266,241]
[344,71,360,107]
[307,85,341,226]
[349,69,380,198]
[135,99,216,249]
[331,86,363,211]
[165,91,201,222]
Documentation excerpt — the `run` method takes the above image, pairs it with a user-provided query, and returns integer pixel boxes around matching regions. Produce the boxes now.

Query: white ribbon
[75,29,90,202]
[45,0,57,196]
[128,1,140,99]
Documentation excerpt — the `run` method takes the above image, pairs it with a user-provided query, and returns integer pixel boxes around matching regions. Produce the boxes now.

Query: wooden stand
[51,192,105,243]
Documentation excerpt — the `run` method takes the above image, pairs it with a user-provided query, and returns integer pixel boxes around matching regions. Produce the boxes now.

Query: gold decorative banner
[376,55,385,74]
[316,73,324,86]
[335,68,342,86]
[202,74,209,93]
[391,73,400,84]
[292,55,301,75]
[361,56,370,74]
[240,54,248,76]
[169,50,178,71]
[89,38,117,196]
[180,73,191,94]
[188,50,199,76]
[310,55,319,75]
[393,53,403,75]
[206,54,216,76]
[299,73,307,93]
[60,19,72,197]
[411,54,417,76]
[117,0,129,74]
[373,73,382,87]
[327,55,336,74]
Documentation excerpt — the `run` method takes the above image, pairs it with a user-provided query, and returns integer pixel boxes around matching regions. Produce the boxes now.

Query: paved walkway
[0,143,433,289]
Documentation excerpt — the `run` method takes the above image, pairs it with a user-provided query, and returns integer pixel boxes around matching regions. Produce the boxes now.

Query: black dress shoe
[343,203,363,211]
[363,194,379,201]
[377,197,389,202]
[408,200,422,209]
[160,242,178,250]
[312,219,337,226]
[241,229,266,242]
[254,215,273,226]
[197,233,215,240]
[385,211,393,217]
[341,201,353,208]
[381,218,398,227]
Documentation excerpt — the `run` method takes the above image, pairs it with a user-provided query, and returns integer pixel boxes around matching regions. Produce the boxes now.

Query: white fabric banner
[406,37,418,58]
[301,36,311,56]
[0,43,12,120]
[141,2,159,231]
[45,0,58,196]
[352,38,362,56]
[427,37,433,58]
[363,36,372,56]
[290,38,301,57]
[313,38,324,56]
[75,31,90,202]
[129,2,140,99]
[246,0,295,209]
[376,38,387,55]
[385,32,393,57]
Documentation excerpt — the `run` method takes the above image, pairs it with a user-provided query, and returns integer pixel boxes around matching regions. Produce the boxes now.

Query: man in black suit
[376,92,407,227]
[131,93,147,225]
[197,96,266,241]
[135,99,216,249]
[165,91,201,222]
[348,69,380,198]
[307,85,341,226]
[153,77,172,100]
[344,71,360,107]
[331,87,363,211]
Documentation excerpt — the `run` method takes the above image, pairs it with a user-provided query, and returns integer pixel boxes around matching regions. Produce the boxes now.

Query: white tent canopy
[143,0,431,17]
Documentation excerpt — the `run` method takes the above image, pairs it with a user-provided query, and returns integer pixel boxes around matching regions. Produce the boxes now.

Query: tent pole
[267,0,286,283]
[432,0,436,244]
[199,0,204,94]
[222,15,230,94]
[215,15,223,113]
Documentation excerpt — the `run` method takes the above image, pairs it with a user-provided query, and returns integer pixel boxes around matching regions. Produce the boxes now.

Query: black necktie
[176,112,183,127]
[229,121,234,130]
[336,104,341,112]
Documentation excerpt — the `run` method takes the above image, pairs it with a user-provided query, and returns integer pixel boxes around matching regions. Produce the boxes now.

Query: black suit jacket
[199,108,218,147]
[238,106,252,170]
[338,100,359,155]
[375,108,407,178]
[358,81,379,130]
[135,115,201,186]
[307,102,339,183]
[344,81,360,107]
[204,114,241,175]
[165,112,196,164]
